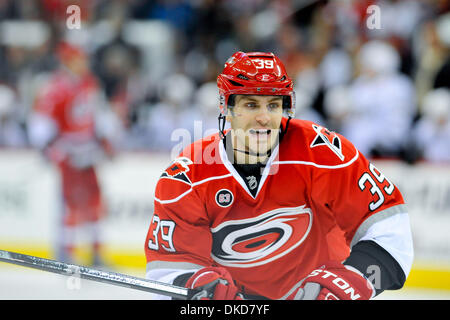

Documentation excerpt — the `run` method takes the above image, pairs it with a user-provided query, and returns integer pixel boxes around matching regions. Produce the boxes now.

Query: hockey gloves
[186,267,243,300]
[289,261,375,300]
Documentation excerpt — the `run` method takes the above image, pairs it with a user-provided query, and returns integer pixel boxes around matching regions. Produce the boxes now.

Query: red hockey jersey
[33,69,109,168]
[34,70,99,140]
[144,118,409,299]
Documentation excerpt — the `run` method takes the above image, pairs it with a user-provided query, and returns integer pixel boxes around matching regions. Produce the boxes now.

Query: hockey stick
[0,249,191,299]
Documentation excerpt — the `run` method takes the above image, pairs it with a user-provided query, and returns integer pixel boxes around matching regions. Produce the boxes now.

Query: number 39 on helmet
[216,51,296,118]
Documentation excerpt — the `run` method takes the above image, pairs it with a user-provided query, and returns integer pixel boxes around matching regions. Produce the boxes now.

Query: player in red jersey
[144,52,413,300]
[29,42,115,266]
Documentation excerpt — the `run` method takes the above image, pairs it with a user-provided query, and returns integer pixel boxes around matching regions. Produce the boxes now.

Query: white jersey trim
[218,138,280,199]
[154,173,233,204]
[145,261,205,300]
[192,173,233,187]
[154,188,193,204]
[351,204,414,277]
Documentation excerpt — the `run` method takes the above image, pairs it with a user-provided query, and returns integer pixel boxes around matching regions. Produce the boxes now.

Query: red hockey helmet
[217,51,295,117]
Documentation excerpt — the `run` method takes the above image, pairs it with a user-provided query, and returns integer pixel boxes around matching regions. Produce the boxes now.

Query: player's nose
[254,109,271,126]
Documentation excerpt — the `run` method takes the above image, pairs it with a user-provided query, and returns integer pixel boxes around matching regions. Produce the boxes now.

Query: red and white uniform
[144,118,413,299]
[32,69,106,226]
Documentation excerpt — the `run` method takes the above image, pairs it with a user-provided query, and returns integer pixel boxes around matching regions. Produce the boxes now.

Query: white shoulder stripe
[192,173,233,187]
[273,149,359,169]
[154,188,193,204]
[154,173,233,204]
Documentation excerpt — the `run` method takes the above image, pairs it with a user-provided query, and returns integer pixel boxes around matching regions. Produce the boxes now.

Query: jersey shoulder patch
[160,156,193,185]
[156,156,194,203]
[283,119,359,167]
[309,124,345,161]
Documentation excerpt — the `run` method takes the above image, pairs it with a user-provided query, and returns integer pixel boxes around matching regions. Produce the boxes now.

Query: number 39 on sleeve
[147,214,176,252]
[358,163,395,211]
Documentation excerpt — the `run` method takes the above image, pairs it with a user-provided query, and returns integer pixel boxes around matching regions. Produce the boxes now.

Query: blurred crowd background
[0,0,449,163]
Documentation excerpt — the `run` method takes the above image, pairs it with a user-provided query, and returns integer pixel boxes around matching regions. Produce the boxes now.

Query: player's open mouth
[249,129,271,137]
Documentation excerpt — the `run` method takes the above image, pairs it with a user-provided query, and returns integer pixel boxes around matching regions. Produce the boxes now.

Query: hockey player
[144,52,413,300]
[28,42,115,266]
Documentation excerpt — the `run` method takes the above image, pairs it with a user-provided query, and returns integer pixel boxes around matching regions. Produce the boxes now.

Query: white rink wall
[0,150,172,268]
[0,149,449,298]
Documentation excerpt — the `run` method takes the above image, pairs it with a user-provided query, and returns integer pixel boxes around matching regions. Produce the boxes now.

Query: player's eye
[267,103,281,111]
[245,102,258,109]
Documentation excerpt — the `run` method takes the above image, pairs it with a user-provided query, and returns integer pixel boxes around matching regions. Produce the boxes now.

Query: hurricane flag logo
[211,205,312,268]
[160,157,193,184]
[310,124,344,161]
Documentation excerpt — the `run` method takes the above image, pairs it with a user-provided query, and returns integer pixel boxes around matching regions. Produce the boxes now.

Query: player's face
[65,55,89,76]
[227,95,283,159]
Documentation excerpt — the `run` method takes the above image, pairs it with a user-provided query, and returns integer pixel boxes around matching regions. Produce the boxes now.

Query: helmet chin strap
[218,112,292,159]
[280,115,292,139]
[232,128,278,158]
[218,113,227,139]
[233,146,273,158]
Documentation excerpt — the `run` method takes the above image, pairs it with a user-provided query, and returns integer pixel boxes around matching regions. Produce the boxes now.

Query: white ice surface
[0,264,152,300]
[0,264,449,300]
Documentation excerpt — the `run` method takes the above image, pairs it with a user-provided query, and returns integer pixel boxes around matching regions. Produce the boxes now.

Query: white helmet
[159,73,195,105]
[195,82,218,115]
[0,85,15,117]
[422,88,450,122]
[357,40,400,75]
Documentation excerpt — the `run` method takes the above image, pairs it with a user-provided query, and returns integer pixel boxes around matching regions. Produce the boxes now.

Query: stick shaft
[0,249,189,299]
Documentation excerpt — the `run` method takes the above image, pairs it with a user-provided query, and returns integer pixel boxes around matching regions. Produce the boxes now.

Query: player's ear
[225,108,234,122]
